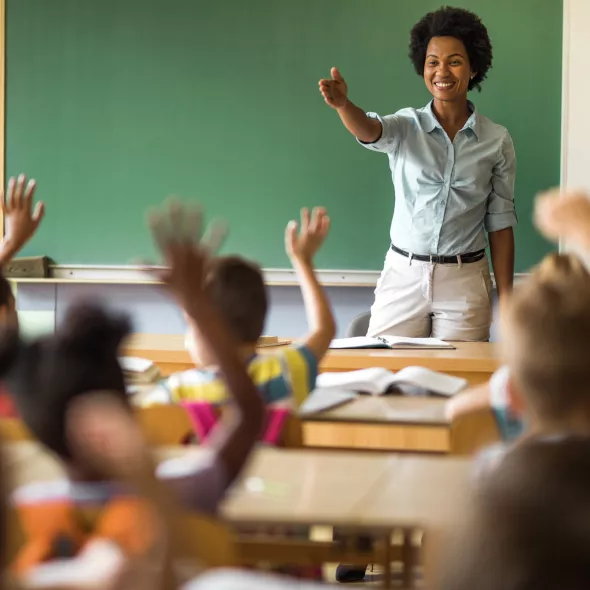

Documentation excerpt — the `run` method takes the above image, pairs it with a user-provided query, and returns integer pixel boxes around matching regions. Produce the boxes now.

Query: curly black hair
[409,6,493,92]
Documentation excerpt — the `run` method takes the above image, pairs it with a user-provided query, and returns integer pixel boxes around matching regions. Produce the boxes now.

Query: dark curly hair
[409,6,493,92]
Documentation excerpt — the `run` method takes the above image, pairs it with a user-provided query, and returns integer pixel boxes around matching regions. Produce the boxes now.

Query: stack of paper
[119,356,161,385]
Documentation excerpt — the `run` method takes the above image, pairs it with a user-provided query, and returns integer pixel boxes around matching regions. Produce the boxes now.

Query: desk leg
[402,529,414,589]
[382,534,392,589]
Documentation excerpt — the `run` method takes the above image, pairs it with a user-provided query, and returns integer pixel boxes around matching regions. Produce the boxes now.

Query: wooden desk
[123,334,500,385]
[302,396,449,453]
[4,444,470,529]
[321,342,499,386]
[5,443,469,588]
[302,396,500,455]
[221,448,395,529]
[222,448,470,589]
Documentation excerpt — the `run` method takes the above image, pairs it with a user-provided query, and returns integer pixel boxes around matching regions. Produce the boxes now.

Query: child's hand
[143,199,227,310]
[535,188,590,247]
[285,207,330,265]
[1,174,45,259]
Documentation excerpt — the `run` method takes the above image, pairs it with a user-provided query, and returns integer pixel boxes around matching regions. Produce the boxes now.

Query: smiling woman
[319,6,516,347]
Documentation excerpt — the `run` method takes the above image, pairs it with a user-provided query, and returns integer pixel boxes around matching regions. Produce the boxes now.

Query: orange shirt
[12,479,158,575]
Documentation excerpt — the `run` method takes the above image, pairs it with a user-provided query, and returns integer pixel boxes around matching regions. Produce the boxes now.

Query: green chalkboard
[6,0,561,271]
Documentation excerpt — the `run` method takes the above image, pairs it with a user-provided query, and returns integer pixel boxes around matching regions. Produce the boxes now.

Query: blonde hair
[505,253,590,419]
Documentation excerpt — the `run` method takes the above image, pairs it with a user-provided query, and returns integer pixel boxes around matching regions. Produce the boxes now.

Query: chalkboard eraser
[3,256,50,279]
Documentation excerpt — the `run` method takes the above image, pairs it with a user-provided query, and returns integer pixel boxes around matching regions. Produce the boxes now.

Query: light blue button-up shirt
[360,101,517,256]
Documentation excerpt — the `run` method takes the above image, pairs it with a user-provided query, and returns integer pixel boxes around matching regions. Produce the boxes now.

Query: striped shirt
[145,345,318,408]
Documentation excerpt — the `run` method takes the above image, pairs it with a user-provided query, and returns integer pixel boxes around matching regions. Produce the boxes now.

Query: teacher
[319,6,516,342]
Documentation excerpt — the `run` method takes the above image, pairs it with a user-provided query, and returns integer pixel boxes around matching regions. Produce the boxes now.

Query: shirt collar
[422,100,480,140]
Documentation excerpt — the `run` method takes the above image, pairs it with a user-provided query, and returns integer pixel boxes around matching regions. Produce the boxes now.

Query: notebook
[299,388,358,414]
[119,356,161,385]
[329,336,455,350]
[316,366,467,397]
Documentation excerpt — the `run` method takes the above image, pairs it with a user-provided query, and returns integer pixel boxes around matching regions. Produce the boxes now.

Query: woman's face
[423,36,474,103]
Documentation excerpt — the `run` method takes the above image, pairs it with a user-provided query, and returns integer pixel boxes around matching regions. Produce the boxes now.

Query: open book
[329,336,455,350]
[300,388,359,414]
[316,366,467,397]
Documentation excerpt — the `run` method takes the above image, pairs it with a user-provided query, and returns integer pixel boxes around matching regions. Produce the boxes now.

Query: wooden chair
[0,419,33,442]
[136,404,195,446]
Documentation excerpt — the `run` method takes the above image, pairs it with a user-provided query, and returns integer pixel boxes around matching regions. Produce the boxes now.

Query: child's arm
[445,383,491,421]
[535,188,590,251]
[146,200,265,486]
[285,207,336,361]
[0,175,45,266]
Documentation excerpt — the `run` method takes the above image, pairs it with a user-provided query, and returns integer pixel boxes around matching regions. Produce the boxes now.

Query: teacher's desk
[123,334,500,386]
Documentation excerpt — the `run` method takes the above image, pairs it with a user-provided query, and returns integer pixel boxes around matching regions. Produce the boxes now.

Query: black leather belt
[390,243,485,264]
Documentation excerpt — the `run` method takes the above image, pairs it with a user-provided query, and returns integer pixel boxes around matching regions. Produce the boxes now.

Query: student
[446,189,590,440]
[0,174,45,418]
[436,436,590,590]
[144,205,336,442]
[447,253,590,440]
[5,200,265,580]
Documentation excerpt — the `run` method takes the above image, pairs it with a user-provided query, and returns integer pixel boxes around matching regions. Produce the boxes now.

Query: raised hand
[285,207,330,264]
[0,174,45,261]
[143,198,227,311]
[318,67,348,109]
[535,188,590,249]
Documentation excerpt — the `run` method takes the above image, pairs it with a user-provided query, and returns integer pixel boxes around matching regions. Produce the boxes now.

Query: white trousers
[367,249,493,341]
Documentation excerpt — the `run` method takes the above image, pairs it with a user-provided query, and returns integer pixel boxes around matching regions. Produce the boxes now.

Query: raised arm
[0,174,45,266]
[146,200,265,485]
[285,207,336,361]
[535,188,590,252]
[319,67,382,143]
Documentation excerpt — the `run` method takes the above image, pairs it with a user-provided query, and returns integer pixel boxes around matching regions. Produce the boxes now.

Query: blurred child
[437,436,590,590]
[0,174,45,418]
[4,200,265,583]
[447,189,590,442]
[143,206,336,443]
[447,253,590,441]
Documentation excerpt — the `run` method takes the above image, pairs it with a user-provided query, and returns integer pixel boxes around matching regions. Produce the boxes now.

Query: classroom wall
[14,0,570,340]
[561,0,590,190]
[15,282,501,342]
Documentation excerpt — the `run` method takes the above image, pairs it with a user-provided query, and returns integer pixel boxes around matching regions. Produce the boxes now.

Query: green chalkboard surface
[6,0,561,271]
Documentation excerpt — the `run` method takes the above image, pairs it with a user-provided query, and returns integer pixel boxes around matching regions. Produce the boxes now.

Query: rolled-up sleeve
[357,112,403,155]
[485,132,517,232]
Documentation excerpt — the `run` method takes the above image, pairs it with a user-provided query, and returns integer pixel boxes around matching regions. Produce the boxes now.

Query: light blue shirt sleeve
[356,112,404,155]
[485,132,517,233]
[489,365,524,441]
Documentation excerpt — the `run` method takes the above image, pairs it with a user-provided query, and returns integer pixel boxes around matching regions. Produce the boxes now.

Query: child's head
[438,437,590,590]
[185,256,268,365]
[501,253,590,430]
[0,301,131,476]
[0,276,18,329]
